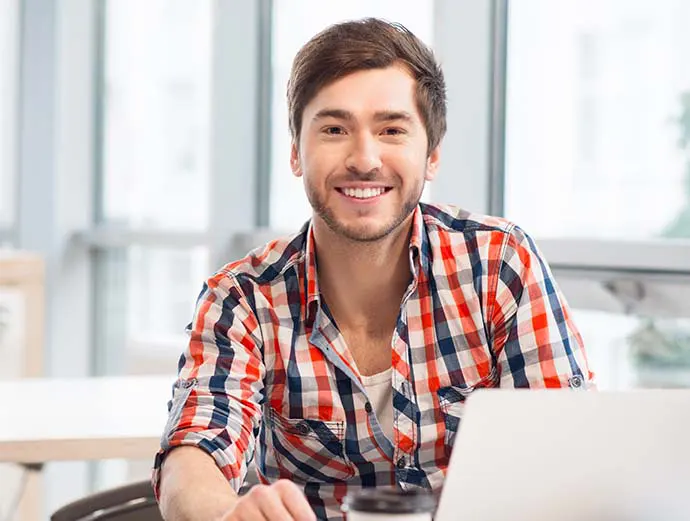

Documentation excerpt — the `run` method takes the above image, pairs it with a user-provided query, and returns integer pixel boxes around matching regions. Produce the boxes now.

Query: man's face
[291,65,440,242]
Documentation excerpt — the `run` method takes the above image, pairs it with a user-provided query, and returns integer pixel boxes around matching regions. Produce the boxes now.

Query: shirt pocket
[267,408,355,483]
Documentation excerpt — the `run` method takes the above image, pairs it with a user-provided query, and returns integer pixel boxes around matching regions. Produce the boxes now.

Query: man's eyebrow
[311,109,415,124]
[312,109,355,122]
[372,110,414,123]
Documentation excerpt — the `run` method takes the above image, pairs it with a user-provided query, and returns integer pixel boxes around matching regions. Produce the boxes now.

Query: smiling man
[155,18,595,521]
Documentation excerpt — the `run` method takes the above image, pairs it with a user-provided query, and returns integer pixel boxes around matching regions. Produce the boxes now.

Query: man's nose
[344,133,382,175]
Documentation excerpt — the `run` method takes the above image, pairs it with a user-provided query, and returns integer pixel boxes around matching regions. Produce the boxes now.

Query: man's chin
[328,219,402,243]
[313,198,420,243]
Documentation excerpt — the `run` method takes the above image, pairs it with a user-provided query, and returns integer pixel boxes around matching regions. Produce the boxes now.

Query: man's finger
[274,480,316,521]
[226,501,263,521]
[254,484,295,521]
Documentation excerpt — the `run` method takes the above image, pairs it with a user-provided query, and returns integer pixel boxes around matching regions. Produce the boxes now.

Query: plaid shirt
[154,203,594,520]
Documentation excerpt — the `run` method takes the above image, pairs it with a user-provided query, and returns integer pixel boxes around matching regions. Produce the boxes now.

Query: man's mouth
[336,187,393,200]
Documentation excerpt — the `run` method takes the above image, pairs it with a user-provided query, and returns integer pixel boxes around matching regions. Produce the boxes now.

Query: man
[155,18,594,521]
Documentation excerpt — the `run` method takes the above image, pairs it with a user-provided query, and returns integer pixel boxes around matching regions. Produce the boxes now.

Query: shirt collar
[408,204,425,283]
[304,221,321,327]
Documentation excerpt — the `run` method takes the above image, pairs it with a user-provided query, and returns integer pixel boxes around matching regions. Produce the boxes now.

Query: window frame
[85,0,271,378]
[434,0,690,318]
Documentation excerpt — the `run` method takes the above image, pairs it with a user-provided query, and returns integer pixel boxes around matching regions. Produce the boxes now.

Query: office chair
[50,480,162,521]
[51,467,260,521]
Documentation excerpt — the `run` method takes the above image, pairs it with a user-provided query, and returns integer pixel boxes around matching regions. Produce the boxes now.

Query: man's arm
[159,446,239,520]
[159,446,316,521]
[153,273,316,521]
[153,275,264,494]
[489,225,596,388]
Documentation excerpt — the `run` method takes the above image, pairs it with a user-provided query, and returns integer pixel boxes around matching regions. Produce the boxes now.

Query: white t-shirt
[360,367,393,442]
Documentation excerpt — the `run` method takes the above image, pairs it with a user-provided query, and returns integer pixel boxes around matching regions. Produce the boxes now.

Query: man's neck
[312,215,414,333]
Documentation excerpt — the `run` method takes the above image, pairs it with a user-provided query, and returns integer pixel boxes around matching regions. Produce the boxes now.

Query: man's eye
[324,126,344,135]
[382,127,405,136]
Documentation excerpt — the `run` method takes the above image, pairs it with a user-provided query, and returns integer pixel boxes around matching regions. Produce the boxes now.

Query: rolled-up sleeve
[152,271,264,496]
[490,225,595,389]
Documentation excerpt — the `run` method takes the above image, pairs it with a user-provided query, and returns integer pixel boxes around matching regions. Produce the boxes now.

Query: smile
[336,187,392,200]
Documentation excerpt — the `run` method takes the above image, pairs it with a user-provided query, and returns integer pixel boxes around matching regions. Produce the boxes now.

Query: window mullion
[208,0,263,271]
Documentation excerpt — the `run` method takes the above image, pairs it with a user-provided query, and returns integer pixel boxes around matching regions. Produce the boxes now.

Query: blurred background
[1,0,690,518]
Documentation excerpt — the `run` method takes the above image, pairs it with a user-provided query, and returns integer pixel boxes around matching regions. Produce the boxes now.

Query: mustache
[332,169,389,183]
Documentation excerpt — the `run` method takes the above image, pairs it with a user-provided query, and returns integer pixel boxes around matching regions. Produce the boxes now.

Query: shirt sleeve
[152,271,265,497]
[489,225,596,389]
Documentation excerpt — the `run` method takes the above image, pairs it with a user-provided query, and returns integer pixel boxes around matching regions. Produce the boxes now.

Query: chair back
[50,481,162,521]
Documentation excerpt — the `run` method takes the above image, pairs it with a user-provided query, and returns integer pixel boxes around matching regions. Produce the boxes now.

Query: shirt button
[569,375,583,389]
[396,457,406,469]
[364,402,373,413]
[296,423,310,435]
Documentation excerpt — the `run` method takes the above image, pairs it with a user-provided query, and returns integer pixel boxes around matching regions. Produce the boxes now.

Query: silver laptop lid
[435,390,690,521]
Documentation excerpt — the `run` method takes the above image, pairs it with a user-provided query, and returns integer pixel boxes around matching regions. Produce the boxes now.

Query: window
[95,0,214,377]
[269,0,435,231]
[0,0,19,230]
[576,308,690,390]
[93,246,207,376]
[505,0,690,390]
[100,0,212,231]
[505,0,690,240]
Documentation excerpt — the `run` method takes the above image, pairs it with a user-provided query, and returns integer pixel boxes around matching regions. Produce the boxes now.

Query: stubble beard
[305,178,424,243]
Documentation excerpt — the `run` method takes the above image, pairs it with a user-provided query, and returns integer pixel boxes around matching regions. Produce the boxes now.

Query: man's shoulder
[421,203,543,270]
[421,202,516,238]
[217,228,308,289]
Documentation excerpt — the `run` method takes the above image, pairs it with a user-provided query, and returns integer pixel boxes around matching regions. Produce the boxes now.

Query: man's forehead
[316,66,415,95]
[304,67,421,122]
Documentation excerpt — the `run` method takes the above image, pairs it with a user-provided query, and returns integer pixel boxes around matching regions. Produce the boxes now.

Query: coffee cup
[342,488,436,521]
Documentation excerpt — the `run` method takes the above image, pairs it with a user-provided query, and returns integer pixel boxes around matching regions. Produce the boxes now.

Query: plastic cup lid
[342,488,436,514]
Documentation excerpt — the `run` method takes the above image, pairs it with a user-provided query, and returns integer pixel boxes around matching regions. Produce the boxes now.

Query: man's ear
[425,145,441,181]
[290,141,302,178]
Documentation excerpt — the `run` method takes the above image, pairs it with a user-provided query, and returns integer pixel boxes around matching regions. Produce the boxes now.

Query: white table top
[0,375,175,463]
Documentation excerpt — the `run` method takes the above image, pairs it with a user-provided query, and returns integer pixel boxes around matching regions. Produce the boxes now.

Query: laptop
[434,389,690,521]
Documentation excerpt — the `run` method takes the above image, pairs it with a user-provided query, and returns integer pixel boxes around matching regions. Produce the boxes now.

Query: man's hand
[222,480,316,521]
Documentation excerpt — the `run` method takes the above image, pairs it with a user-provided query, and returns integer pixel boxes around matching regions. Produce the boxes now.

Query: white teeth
[342,187,386,199]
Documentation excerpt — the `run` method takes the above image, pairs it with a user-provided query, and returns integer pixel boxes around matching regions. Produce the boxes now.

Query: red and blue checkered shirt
[154,203,594,520]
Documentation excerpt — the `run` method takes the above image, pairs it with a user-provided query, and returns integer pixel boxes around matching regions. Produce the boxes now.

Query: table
[0,375,175,520]
[0,375,174,463]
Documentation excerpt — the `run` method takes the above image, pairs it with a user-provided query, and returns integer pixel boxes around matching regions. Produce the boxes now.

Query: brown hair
[287,18,447,154]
